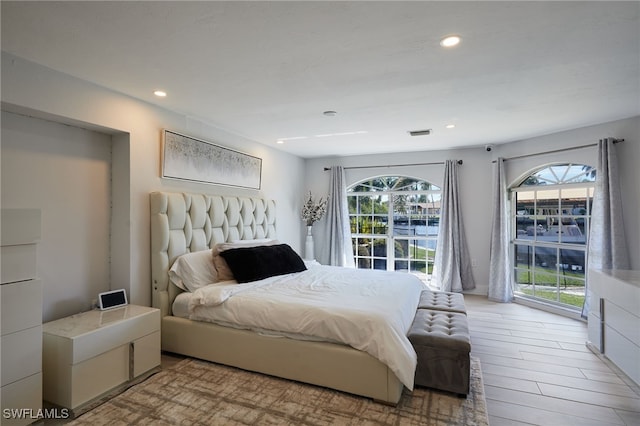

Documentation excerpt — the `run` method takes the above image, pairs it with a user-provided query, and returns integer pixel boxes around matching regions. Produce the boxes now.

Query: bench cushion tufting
[417,290,467,315]
[409,310,470,351]
[409,309,471,395]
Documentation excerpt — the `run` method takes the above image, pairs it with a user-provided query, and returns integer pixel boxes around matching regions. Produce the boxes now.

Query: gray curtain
[432,160,475,292]
[582,138,629,317]
[321,166,355,267]
[488,158,514,302]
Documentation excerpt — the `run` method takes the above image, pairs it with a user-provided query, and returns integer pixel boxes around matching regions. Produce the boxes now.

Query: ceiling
[2,1,639,159]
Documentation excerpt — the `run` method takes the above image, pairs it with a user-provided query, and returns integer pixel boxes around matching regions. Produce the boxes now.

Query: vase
[304,225,315,260]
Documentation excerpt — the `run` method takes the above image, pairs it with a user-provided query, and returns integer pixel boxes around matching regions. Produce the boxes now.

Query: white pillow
[169,249,218,292]
[212,239,279,281]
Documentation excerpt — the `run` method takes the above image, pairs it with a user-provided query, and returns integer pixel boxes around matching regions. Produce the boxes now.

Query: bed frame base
[162,316,404,404]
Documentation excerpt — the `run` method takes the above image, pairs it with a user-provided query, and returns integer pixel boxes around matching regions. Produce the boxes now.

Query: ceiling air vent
[408,129,432,137]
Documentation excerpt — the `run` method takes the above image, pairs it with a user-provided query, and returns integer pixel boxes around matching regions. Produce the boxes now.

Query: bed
[150,191,423,404]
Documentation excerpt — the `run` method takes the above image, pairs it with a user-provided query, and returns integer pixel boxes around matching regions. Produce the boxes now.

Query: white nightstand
[42,305,160,412]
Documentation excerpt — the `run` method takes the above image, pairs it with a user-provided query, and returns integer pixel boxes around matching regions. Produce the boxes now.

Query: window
[348,176,441,284]
[511,164,595,310]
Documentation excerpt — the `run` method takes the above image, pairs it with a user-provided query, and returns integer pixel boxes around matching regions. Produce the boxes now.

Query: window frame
[510,164,595,310]
[347,176,441,283]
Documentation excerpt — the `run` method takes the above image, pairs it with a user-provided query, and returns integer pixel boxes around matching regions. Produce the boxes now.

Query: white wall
[1,111,112,321]
[304,116,640,295]
[1,52,306,317]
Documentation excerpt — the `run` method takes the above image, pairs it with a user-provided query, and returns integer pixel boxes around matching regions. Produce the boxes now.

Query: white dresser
[42,304,160,412]
[587,268,640,386]
[1,209,43,426]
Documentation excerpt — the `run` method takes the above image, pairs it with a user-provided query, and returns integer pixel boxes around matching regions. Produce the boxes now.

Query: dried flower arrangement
[301,192,327,226]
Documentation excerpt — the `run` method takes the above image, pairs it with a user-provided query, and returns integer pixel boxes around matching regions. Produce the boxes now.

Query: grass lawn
[518,287,585,308]
[516,263,585,286]
[406,245,434,273]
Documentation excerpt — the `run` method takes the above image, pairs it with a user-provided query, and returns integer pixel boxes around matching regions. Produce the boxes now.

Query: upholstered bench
[408,309,471,396]
[417,290,467,315]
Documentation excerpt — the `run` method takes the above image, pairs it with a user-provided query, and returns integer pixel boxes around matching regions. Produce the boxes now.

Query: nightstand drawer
[133,331,161,377]
[71,310,159,364]
[70,344,130,408]
[44,305,160,364]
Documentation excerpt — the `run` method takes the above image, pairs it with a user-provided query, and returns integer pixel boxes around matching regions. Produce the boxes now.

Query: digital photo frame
[98,289,128,310]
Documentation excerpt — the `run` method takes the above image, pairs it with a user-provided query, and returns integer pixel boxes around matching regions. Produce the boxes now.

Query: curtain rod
[323,159,463,171]
[492,138,625,163]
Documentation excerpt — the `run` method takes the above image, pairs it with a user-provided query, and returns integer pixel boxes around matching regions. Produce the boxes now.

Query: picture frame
[161,129,262,190]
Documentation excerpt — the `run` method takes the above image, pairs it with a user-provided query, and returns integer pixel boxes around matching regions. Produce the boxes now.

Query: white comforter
[188,265,425,389]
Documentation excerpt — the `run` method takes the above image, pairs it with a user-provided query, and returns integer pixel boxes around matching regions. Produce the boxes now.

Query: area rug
[70,357,488,425]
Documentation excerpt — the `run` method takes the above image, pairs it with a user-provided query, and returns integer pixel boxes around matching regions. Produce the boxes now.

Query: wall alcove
[1,104,131,321]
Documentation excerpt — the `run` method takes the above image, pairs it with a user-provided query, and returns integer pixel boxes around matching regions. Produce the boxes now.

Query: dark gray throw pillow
[219,243,307,283]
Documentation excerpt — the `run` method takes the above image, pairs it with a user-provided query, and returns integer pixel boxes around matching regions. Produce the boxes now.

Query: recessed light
[276,140,284,144]
[445,124,456,129]
[153,90,167,97]
[323,110,337,117]
[440,35,461,48]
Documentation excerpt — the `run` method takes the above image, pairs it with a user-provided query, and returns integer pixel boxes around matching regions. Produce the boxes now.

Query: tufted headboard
[150,192,276,317]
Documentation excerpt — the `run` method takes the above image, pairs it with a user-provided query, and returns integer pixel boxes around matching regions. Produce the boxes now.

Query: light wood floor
[464,295,640,425]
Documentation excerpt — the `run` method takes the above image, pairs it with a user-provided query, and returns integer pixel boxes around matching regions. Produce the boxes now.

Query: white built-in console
[587,268,640,387]
[1,209,43,426]
[42,305,160,412]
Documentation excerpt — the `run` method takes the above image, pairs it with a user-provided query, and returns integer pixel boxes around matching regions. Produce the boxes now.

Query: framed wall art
[161,130,262,189]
